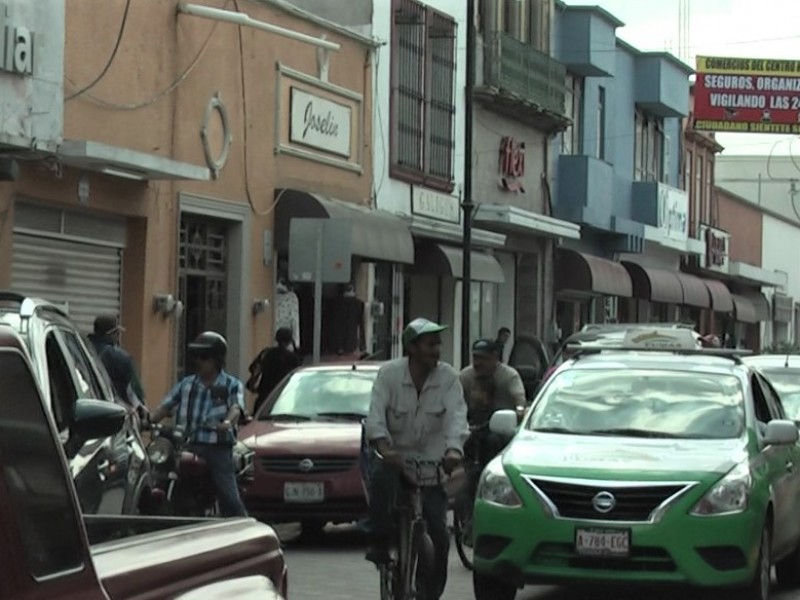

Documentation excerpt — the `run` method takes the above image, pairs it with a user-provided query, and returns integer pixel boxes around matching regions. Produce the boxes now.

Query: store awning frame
[621,262,684,304]
[411,242,505,284]
[739,291,771,322]
[555,249,633,297]
[58,139,211,181]
[675,272,711,308]
[702,278,734,313]
[730,294,758,323]
[473,204,581,240]
[274,189,415,264]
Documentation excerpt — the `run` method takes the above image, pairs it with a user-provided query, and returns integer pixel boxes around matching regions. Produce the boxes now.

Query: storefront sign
[0,4,33,75]
[694,55,800,134]
[411,186,460,224]
[656,185,689,241]
[700,224,730,272]
[290,87,352,158]
[0,0,62,149]
[499,136,525,192]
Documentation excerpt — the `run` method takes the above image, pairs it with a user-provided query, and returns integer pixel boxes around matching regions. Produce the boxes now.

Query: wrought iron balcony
[479,31,569,130]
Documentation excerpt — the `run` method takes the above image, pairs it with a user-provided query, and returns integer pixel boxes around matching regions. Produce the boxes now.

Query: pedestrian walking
[247,327,302,415]
[88,315,147,419]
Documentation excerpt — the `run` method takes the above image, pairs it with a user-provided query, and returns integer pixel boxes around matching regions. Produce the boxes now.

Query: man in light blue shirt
[151,331,247,517]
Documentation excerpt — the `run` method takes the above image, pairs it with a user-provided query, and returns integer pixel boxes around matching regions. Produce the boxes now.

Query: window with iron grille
[391,0,457,188]
[634,110,665,182]
[561,73,583,155]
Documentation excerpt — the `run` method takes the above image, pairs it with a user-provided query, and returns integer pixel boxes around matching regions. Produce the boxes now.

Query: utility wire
[65,0,132,101]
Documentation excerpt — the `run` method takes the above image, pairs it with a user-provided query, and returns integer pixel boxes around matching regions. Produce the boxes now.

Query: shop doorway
[178,216,229,378]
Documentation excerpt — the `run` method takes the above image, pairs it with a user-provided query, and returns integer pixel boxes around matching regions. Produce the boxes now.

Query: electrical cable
[66,0,231,111]
[65,0,132,101]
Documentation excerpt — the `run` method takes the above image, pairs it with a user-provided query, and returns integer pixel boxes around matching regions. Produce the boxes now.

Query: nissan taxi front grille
[260,456,357,474]
[525,476,694,522]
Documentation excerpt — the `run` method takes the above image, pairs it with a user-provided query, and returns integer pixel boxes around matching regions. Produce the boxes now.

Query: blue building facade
[550,2,702,335]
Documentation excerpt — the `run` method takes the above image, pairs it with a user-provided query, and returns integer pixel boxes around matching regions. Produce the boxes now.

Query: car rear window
[760,368,800,421]
[528,368,745,440]
[263,369,377,419]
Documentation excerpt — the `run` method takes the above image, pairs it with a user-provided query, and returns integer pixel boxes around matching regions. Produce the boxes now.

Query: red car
[238,363,379,535]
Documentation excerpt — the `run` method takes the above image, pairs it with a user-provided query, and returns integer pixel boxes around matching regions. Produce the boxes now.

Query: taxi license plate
[284,482,325,503]
[575,528,630,557]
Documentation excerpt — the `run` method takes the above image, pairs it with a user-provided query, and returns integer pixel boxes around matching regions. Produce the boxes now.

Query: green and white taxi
[472,329,800,600]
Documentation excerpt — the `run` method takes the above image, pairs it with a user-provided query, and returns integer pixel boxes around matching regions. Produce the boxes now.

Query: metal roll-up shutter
[12,234,122,335]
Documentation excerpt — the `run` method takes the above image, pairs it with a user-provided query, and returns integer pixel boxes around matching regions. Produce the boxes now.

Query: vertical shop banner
[694,56,800,134]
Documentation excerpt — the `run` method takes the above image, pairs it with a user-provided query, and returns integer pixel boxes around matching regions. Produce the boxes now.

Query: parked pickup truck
[0,325,288,599]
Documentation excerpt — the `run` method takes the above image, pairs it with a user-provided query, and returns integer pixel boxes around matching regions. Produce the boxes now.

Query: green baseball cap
[402,317,448,346]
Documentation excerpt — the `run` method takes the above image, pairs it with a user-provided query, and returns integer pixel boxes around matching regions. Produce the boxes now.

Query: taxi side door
[757,373,800,551]
[750,372,795,555]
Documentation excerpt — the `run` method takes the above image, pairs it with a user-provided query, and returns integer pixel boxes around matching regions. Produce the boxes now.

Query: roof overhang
[57,140,210,181]
[729,260,787,287]
[474,204,581,241]
[643,225,706,255]
[408,215,507,249]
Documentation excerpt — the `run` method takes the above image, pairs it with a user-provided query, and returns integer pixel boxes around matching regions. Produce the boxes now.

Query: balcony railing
[483,31,568,117]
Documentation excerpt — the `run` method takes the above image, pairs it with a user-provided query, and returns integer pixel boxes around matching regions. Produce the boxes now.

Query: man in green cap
[364,317,468,599]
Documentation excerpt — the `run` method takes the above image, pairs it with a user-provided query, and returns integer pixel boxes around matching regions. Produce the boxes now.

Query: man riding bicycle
[364,318,468,600]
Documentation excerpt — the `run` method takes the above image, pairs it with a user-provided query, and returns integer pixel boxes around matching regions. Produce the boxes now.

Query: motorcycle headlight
[148,438,172,466]
[691,462,752,516]
[476,457,522,508]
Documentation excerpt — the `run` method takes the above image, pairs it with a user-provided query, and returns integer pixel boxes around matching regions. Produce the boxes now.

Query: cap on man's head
[472,338,500,357]
[402,318,448,347]
[94,315,125,336]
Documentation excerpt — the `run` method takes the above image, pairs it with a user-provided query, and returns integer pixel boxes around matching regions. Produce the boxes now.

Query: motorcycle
[145,422,255,517]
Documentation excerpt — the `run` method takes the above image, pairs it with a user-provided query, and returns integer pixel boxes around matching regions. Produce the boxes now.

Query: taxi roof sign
[621,328,698,350]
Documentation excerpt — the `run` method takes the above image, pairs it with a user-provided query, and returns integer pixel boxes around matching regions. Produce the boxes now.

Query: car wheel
[775,537,800,587]
[301,519,327,537]
[732,525,771,600]
[473,571,516,600]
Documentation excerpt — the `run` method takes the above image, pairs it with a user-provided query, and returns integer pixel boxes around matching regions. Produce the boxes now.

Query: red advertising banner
[693,56,800,134]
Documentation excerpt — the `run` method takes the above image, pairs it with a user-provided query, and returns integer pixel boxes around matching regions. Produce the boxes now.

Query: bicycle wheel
[411,523,435,599]
[453,505,475,571]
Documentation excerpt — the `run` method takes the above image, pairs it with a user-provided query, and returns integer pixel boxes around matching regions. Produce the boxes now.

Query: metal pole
[460,0,476,369]
[313,222,323,364]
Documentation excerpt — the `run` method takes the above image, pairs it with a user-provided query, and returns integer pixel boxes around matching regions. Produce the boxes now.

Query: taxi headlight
[690,462,752,516]
[476,457,522,507]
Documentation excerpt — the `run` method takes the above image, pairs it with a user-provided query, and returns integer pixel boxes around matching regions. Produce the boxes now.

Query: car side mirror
[764,419,800,446]
[489,409,518,438]
[72,399,127,441]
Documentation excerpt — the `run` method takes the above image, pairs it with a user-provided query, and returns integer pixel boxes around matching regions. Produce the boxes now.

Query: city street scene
[4,0,800,599]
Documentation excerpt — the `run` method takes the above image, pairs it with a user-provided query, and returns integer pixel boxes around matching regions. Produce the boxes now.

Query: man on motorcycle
[150,331,248,518]
[364,317,468,600]
[458,339,526,530]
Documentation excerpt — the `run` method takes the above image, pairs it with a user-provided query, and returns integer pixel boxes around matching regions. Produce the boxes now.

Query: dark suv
[0,292,152,515]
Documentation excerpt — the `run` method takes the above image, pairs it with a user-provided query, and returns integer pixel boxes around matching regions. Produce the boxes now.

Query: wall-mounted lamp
[153,293,184,319]
[252,298,270,317]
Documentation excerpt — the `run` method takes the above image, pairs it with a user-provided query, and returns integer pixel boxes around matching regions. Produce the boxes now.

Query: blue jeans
[191,444,248,518]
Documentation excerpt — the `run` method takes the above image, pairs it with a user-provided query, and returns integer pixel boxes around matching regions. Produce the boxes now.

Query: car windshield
[528,368,745,439]
[760,368,800,421]
[262,369,376,420]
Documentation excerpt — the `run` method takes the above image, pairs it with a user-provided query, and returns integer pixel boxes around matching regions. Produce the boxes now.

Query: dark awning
[740,292,771,321]
[555,249,632,297]
[730,294,758,323]
[675,272,711,308]
[621,262,684,304]
[702,278,734,313]
[412,242,505,283]
[274,189,415,264]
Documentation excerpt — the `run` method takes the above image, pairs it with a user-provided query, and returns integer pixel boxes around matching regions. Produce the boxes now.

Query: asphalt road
[275,523,800,600]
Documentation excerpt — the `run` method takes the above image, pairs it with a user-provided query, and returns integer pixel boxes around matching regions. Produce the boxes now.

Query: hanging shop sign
[699,224,730,273]
[499,136,525,193]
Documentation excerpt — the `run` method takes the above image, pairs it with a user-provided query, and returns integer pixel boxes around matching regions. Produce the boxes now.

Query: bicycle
[374,452,443,600]
[452,421,490,571]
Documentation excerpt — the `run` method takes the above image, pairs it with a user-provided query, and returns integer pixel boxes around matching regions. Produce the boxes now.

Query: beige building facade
[0,0,382,406]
